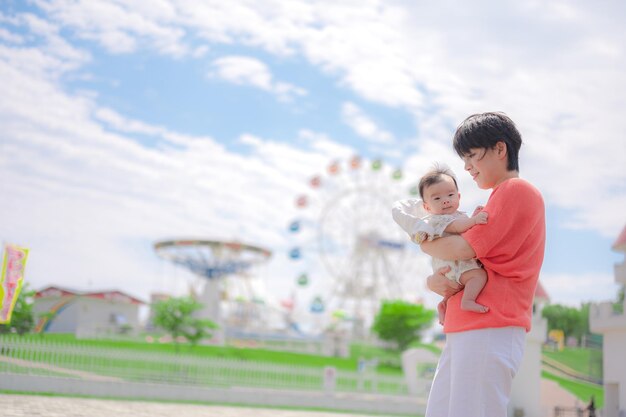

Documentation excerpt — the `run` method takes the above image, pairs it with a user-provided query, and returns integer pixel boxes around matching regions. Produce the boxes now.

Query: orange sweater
[444,178,546,333]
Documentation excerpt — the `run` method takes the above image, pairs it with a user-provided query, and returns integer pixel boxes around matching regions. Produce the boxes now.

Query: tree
[152,296,218,349]
[613,285,625,314]
[0,285,35,335]
[542,304,585,342]
[579,302,591,337]
[372,300,435,351]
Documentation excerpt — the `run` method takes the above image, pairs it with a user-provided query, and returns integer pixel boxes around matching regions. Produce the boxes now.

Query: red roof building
[33,285,144,336]
[612,225,626,253]
[534,281,550,302]
[35,286,144,305]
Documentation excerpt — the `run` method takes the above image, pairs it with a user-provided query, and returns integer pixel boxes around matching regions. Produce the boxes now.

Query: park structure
[590,224,626,417]
[152,156,425,346]
[509,281,549,417]
[32,285,144,337]
[154,239,272,344]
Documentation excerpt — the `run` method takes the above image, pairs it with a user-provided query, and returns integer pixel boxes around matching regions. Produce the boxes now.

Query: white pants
[425,327,525,417]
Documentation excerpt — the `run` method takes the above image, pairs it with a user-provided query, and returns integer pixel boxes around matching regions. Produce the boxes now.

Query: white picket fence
[0,336,429,397]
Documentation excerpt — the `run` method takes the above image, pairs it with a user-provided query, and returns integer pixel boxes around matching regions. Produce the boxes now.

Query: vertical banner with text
[0,244,30,324]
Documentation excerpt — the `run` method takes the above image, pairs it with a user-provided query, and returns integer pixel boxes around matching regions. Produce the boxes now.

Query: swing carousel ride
[153,239,273,332]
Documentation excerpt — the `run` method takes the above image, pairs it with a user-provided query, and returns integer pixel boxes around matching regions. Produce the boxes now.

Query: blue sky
[1,1,625,328]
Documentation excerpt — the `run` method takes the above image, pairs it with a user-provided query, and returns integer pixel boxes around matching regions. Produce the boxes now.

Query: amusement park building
[508,280,549,417]
[590,225,626,417]
[33,286,144,337]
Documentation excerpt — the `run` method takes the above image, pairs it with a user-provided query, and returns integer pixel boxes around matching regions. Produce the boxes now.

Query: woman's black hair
[453,112,522,171]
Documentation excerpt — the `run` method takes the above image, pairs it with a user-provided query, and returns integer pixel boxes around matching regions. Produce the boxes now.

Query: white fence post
[323,366,336,394]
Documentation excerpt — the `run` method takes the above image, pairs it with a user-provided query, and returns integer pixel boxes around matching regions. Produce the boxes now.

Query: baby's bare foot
[461,300,489,313]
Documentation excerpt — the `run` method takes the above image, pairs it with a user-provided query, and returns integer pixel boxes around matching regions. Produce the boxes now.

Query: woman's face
[462,143,506,189]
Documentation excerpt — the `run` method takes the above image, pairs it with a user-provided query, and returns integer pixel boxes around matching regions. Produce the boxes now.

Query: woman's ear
[496,141,507,159]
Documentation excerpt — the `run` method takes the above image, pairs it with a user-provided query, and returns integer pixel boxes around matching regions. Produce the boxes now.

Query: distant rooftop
[35,285,145,305]
[535,280,550,302]
[613,225,626,253]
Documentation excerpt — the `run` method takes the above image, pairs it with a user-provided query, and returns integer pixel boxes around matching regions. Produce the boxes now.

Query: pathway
[0,394,385,417]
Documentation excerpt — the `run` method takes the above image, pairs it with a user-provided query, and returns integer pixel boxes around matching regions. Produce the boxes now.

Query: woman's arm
[420,235,476,260]
[427,266,463,297]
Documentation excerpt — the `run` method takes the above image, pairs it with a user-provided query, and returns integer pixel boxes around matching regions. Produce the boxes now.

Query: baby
[392,165,489,324]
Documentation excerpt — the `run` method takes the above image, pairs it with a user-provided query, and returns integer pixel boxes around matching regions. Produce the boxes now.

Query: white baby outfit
[391,199,481,283]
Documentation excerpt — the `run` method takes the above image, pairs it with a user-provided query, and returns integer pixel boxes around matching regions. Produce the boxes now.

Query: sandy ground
[0,394,382,417]
[0,378,589,417]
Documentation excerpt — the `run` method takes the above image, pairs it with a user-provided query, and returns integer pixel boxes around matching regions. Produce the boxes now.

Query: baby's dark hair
[418,164,458,199]
[453,112,522,171]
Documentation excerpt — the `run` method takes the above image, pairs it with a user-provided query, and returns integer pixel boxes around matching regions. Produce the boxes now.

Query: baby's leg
[459,268,489,313]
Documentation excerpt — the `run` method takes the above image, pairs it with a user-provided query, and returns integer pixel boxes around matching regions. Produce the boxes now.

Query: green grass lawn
[3,335,353,369]
[542,346,603,380]
[4,334,414,375]
[1,334,422,395]
[542,370,603,408]
[0,334,448,376]
[541,346,604,407]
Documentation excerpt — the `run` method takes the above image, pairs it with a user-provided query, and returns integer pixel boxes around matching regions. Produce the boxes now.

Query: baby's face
[422,175,460,215]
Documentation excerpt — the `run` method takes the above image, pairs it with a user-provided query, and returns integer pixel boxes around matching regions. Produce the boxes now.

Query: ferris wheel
[287,155,424,336]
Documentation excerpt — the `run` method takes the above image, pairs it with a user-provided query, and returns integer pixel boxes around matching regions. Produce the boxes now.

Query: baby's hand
[473,211,488,225]
[471,205,485,217]
[413,231,430,244]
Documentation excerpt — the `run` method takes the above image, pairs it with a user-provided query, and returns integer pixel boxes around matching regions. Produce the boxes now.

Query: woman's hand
[427,266,463,298]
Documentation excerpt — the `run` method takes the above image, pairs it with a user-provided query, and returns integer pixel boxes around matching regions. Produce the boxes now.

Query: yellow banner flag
[0,244,30,324]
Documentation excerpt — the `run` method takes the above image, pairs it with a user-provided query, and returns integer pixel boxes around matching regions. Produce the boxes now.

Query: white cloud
[341,102,395,145]
[582,38,622,59]
[95,107,164,136]
[297,129,354,159]
[209,55,307,102]
[0,27,24,44]
[0,36,357,305]
[37,0,188,56]
[540,272,621,307]
[0,12,90,79]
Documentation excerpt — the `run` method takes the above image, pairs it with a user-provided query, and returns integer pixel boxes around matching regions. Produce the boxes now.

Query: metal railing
[542,356,602,386]
[553,406,596,417]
